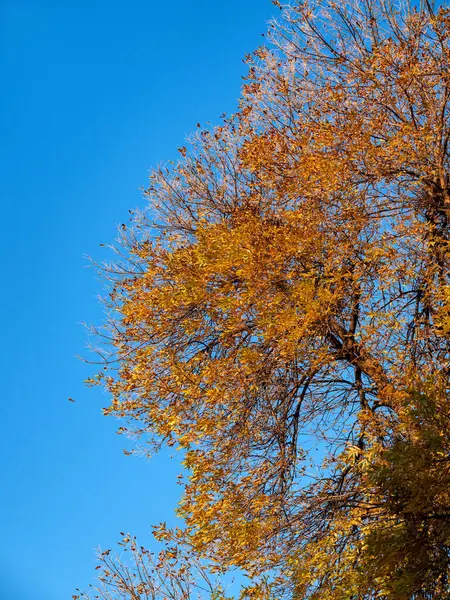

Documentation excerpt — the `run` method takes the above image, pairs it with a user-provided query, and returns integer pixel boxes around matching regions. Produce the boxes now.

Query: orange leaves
[179,450,283,574]
[87,0,450,597]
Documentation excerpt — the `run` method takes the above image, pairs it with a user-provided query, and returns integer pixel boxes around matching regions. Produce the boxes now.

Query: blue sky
[1,1,276,598]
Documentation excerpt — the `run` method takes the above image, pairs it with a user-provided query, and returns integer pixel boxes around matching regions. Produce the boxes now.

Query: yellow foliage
[89,1,450,598]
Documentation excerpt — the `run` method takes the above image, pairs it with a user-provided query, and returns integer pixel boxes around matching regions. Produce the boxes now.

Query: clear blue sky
[1,1,276,598]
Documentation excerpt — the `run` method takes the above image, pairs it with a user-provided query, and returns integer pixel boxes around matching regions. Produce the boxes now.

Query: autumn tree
[86,0,450,598]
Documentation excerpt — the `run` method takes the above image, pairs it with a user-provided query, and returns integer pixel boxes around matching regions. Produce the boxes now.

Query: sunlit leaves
[87,0,450,598]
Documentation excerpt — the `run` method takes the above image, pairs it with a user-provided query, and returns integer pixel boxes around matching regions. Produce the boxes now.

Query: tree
[86,0,450,598]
